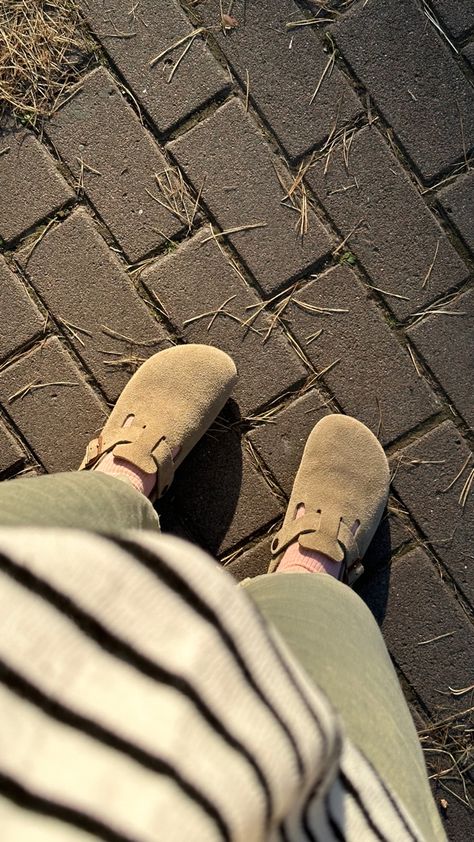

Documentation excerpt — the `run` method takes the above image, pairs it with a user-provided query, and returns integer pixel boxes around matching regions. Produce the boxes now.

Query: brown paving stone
[224,535,274,582]
[169,98,333,296]
[0,421,24,475]
[248,390,329,497]
[81,0,228,134]
[141,228,307,415]
[286,265,440,445]
[0,337,106,473]
[391,421,473,605]
[0,128,73,243]
[46,68,187,262]
[381,548,474,715]
[333,0,474,182]
[306,126,469,320]
[18,208,169,403]
[193,0,361,160]
[430,0,474,38]
[439,170,474,254]
[407,289,474,429]
[0,257,43,362]
[171,427,283,557]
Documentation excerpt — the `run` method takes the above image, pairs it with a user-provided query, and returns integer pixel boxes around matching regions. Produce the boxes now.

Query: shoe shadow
[157,400,243,557]
[354,516,394,624]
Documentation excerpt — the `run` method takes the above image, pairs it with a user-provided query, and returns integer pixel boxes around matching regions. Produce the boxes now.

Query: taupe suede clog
[269,414,390,584]
[79,344,237,500]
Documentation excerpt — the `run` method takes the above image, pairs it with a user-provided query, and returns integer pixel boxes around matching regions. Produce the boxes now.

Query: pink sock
[93,414,178,498]
[95,452,156,497]
[276,505,342,578]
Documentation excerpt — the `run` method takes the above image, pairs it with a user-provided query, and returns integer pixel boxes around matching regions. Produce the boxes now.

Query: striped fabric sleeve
[0,528,427,842]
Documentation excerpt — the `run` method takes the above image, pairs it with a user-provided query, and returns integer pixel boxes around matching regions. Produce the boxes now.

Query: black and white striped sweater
[0,528,426,841]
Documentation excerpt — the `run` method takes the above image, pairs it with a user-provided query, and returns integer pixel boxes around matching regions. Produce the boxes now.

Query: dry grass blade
[101,325,162,346]
[441,453,472,493]
[309,49,335,105]
[22,217,56,260]
[421,240,440,289]
[459,467,474,509]
[305,328,323,346]
[286,18,333,29]
[146,166,197,231]
[333,218,365,255]
[307,358,341,383]
[8,380,78,402]
[448,683,474,697]
[367,285,410,301]
[167,36,194,83]
[149,27,206,67]
[293,299,349,315]
[419,706,473,809]
[421,1,458,53]
[201,222,267,242]
[103,354,146,370]
[0,0,96,125]
[406,342,421,377]
[417,631,455,646]
[58,316,93,347]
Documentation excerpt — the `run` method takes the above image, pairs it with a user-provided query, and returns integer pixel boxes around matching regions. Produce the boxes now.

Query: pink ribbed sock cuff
[94,453,156,498]
[276,542,341,578]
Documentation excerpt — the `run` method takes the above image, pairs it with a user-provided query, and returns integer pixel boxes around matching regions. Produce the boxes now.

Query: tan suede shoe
[269,414,390,584]
[79,344,237,500]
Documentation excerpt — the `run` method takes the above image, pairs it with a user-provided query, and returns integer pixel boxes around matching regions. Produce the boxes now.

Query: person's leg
[243,573,445,842]
[0,472,160,531]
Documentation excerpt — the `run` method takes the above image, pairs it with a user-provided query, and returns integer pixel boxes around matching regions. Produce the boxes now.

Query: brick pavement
[0,0,472,834]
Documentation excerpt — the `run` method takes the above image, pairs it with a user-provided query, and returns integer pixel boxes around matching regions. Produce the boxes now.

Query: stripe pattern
[0,528,425,842]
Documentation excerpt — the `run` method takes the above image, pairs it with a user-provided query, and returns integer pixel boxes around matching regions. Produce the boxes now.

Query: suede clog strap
[270,510,360,568]
[82,424,175,497]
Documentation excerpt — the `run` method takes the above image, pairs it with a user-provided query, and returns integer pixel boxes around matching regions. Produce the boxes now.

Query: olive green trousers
[0,471,445,841]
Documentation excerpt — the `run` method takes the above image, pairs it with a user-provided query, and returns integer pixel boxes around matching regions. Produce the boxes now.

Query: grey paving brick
[407,289,473,429]
[141,228,307,415]
[333,0,474,182]
[0,128,73,242]
[439,170,474,254]
[430,0,474,38]
[225,535,274,582]
[0,337,106,473]
[381,548,474,715]
[0,257,43,362]
[286,265,439,444]
[81,0,228,134]
[391,421,473,604]
[18,208,169,403]
[0,421,24,475]
[194,0,361,160]
[171,427,283,556]
[248,390,329,497]
[169,98,333,296]
[306,126,469,320]
[46,68,188,262]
